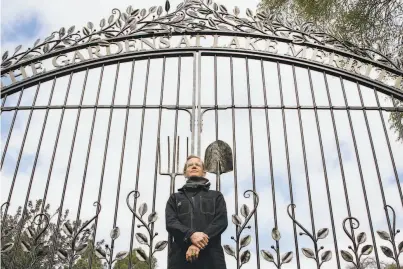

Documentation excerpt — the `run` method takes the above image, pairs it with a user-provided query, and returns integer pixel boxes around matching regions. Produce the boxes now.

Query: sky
[1,0,403,269]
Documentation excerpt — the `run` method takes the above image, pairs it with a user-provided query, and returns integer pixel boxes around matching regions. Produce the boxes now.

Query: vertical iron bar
[40,73,74,211]
[168,136,171,173]
[50,66,94,268]
[214,55,219,142]
[339,77,381,268]
[229,57,239,215]
[260,59,280,264]
[322,72,356,248]
[290,66,320,269]
[7,77,56,266]
[150,56,167,258]
[127,58,150,269]
[276,62,301,268]
[356,83,400,268]
[197,52,202,156]
[191,53,197,154]
[229,56,240,268]
[245,58,260,269]
[0,89,24,169]
[109,60,137,267]
[113,59,135,268]
[88,62,121,269]
[74,65,105,226]
[214,55,220,190]
[304,67,340,268]
[1,84,39,231]
[176,136,180,174]
[373,89,403,208]
[187,137,189,158]
[171,56,182,195]
[1,95,7,109]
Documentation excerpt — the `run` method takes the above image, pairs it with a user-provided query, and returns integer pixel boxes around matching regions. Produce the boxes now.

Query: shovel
[204,140,234,191]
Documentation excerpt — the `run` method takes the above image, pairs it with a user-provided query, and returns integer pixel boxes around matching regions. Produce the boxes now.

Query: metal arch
[1,0,401,71]
[2,48,402,101]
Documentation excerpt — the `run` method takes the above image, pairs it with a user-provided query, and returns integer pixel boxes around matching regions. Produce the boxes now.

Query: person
[165,155,228,269]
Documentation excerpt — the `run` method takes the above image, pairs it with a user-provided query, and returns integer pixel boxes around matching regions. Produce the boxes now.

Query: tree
[259,0,403,142]
[1,199,63,269]
[1,199,103,269]
[345,257,401,269]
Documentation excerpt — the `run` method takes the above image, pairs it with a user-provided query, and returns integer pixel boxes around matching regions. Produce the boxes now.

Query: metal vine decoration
[1,0,401,71]
[94,227,129,269]
[260,228,293,268]
[126,190,168,269]
[223,190,259,269]
[287,204,332,268]
[340,217,374,269]
[376,205,402,267]
[56,202,101,269]
[17,213,52,269]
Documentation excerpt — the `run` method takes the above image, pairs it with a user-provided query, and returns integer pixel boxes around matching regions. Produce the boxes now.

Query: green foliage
[389,100,403,142]
[260,0,403,55]
[113,249,157,269]
[66,245,103,269]
[260,0,403,142]
[1,199,65,269]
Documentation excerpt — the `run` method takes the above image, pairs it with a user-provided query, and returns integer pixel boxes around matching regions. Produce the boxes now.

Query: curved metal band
[2,48,402,101]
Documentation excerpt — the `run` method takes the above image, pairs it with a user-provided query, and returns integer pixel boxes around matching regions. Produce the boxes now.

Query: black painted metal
[1,3,403,269]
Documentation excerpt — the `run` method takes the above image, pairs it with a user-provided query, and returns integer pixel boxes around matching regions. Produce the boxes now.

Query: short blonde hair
[183,155,205,174]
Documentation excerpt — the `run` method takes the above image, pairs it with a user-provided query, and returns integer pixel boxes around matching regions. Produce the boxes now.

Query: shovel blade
[204,140,233,175]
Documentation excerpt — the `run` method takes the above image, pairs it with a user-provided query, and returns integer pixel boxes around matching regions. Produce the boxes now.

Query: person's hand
[190,232,209,249]
[186,245,200,262]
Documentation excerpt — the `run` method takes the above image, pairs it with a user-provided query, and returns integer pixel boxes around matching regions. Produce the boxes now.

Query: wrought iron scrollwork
[287,204,332,268]
[57,201,101,269]
[1,0,401,71]
[126,190,167,269]
[18,213,51,269]
[260,228,293,268]
[340,217,374,269]
[376,205,402,267]
[223,190,259,268]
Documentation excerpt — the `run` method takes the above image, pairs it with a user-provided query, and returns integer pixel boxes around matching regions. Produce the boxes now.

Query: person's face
[185,157,205,178]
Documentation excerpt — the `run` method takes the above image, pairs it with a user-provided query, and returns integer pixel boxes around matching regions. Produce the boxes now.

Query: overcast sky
[1,1,403,269]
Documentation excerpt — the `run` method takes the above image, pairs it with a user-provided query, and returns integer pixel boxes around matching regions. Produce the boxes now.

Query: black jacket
[165,181,228,269]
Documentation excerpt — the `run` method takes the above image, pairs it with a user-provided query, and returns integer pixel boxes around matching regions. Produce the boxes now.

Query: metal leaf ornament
[126,190,166,267]
[340,217,374,268]
[155,240,168,251]
[240,204,250,218]
[115,251,129,260]
[57,202,101,269]
[135,248,148,262]
[261,228,293,268]
[287,204,331,268]
[224,245,236,257]
[110,227,120,240]
[376,205,402,267]
[223,190,258,268]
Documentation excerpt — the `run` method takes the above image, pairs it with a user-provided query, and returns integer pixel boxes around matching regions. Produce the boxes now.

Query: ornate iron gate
[1,1,402,269]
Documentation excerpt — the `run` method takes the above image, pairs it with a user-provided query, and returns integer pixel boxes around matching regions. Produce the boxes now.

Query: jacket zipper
[191,196,195,229]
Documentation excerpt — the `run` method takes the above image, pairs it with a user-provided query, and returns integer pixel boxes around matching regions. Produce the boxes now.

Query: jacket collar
[178,176,211,192]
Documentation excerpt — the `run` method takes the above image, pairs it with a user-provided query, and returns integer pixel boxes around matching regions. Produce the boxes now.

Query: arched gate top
[1,0,402,95]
